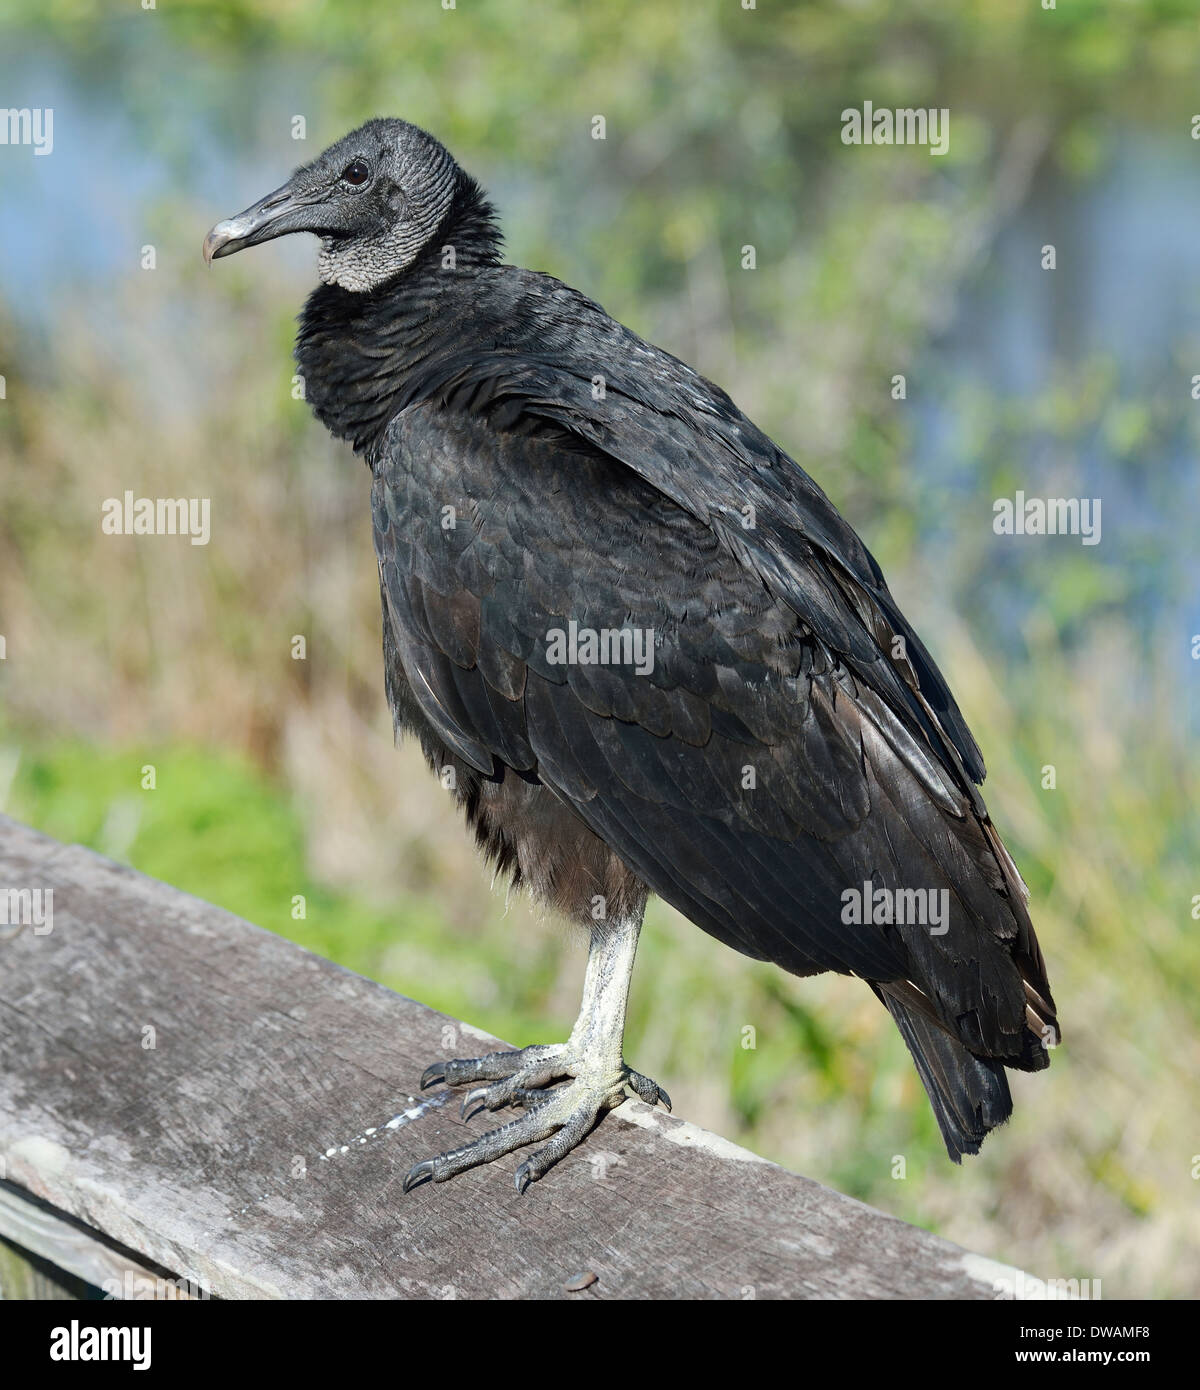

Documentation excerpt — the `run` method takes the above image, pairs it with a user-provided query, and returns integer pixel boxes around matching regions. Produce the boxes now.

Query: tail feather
[875,986,1013,1162]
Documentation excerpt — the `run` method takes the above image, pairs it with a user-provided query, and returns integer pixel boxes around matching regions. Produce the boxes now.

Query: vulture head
[203,118,494,291]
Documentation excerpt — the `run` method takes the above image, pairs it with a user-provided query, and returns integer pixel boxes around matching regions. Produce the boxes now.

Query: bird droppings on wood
[318,1093,454,1161]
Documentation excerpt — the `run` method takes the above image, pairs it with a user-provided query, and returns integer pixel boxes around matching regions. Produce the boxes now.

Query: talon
[403,1159,435,1192]
[404,1041,670,1189]
[461,1087,488,1122]
[627,1069,671,1112]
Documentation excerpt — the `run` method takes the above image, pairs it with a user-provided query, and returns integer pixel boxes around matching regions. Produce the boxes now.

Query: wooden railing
[0,814,1021,1300]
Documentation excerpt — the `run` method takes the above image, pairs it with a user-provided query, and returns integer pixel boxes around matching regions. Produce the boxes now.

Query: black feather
[284,127,1059,1160]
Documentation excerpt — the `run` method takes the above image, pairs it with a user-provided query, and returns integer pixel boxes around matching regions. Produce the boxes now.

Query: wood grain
[0,814,1020,1299]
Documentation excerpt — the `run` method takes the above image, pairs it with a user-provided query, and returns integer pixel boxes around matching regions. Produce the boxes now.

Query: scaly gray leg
[404,912,670,1194]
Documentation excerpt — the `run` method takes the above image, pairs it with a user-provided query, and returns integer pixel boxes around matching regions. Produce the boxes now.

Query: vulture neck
[295,175,502,459]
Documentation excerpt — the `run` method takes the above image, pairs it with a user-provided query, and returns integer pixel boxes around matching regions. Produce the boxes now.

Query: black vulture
[204,119,1059,1193]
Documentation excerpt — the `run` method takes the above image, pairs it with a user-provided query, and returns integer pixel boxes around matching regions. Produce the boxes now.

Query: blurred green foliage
[3,738,560,1041]
[1,0,1198,1296]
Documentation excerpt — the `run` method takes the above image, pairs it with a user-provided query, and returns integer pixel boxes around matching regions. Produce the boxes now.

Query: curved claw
[627,1070,672,1112]
[403,1158,436,1193]
[406,1044,672,1191]
[461,1087,489,1122]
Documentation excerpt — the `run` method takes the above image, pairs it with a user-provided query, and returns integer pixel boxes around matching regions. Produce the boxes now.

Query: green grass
[2,0,1198,1295]
[6,699,1196,1297]
[3,738,559,1047]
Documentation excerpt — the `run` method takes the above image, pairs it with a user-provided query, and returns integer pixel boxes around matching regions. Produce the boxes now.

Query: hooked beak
[203,181,324,264]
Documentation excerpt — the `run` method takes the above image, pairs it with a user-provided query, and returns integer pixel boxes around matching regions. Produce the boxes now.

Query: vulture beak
[203,181,322,264]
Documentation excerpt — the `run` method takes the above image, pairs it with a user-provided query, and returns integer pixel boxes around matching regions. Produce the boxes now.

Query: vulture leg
[404,912,669,1194]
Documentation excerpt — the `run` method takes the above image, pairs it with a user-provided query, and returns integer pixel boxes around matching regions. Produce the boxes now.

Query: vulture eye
[341,160,370,186]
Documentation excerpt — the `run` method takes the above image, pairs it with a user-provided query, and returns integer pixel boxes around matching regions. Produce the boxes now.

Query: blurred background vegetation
[1,0,1198,1297]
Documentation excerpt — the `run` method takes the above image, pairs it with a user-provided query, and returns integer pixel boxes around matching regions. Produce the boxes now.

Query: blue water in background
[0,43,322,331]
[1,44,1196,738]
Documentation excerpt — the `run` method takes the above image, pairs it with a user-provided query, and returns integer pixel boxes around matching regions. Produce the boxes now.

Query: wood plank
[0,1183,198,1299]
[0,814,1021,1299]
[0,1237,91,1300]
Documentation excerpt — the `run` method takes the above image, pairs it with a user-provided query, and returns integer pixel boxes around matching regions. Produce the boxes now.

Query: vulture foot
[404,1042,669,1193]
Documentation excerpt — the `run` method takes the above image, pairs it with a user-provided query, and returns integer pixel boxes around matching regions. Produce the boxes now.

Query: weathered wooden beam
[0,1236,91,1300]
[0,1182,197,1299]
[0,814,1020,1299]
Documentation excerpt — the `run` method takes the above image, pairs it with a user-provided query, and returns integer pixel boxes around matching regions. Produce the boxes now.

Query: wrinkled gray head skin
[203,118,461,291]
